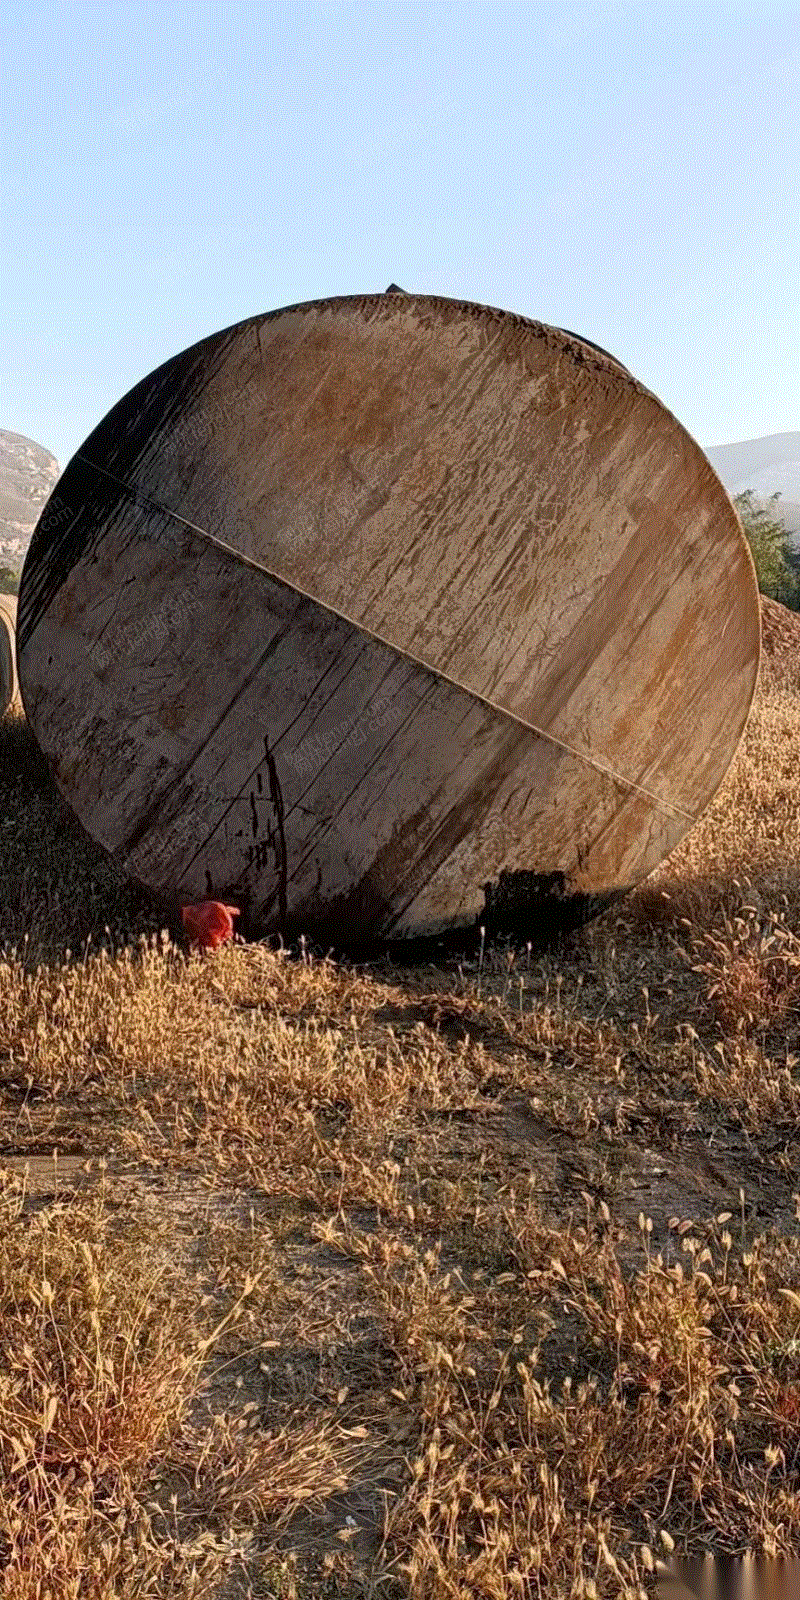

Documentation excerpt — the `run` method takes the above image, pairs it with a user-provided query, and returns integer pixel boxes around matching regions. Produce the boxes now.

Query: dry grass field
[0,598,798,1599]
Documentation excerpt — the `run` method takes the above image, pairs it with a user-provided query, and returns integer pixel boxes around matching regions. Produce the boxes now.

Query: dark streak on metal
[120,610,301,857]
[17,458,110,653]
[264,736,288,937]
[176,637,376,884]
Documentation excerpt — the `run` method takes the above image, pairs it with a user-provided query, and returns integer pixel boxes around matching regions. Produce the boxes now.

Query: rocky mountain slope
[0,430,60,573]
[705,431,800,541]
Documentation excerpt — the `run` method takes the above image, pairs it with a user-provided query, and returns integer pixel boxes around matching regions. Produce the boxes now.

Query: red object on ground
[181,901,240,950]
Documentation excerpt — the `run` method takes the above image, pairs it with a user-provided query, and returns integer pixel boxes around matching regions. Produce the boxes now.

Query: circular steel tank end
[18,294,761,944]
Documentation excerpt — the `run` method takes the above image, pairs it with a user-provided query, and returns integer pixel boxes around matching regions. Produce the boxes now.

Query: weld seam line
[73,451,696,825]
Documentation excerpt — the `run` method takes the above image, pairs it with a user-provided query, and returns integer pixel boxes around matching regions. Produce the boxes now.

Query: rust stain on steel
[17,293,761,941]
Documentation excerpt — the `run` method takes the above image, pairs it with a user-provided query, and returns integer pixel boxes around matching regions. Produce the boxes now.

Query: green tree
[734,490,799,610]
[0,566,20,595]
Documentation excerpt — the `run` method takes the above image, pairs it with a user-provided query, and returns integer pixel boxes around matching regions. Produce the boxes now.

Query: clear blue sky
[1,0,797,468]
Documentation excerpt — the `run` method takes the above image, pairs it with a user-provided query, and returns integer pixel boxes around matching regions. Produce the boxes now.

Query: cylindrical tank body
[18,294,761,940]
[0,594,19,717]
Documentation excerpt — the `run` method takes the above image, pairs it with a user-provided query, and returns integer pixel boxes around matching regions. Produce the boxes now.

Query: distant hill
[0,430,60,575]
[704,432,800,542]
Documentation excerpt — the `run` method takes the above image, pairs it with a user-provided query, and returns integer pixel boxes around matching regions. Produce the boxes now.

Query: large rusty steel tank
[0,594,20,717]
[18,291,761,943]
